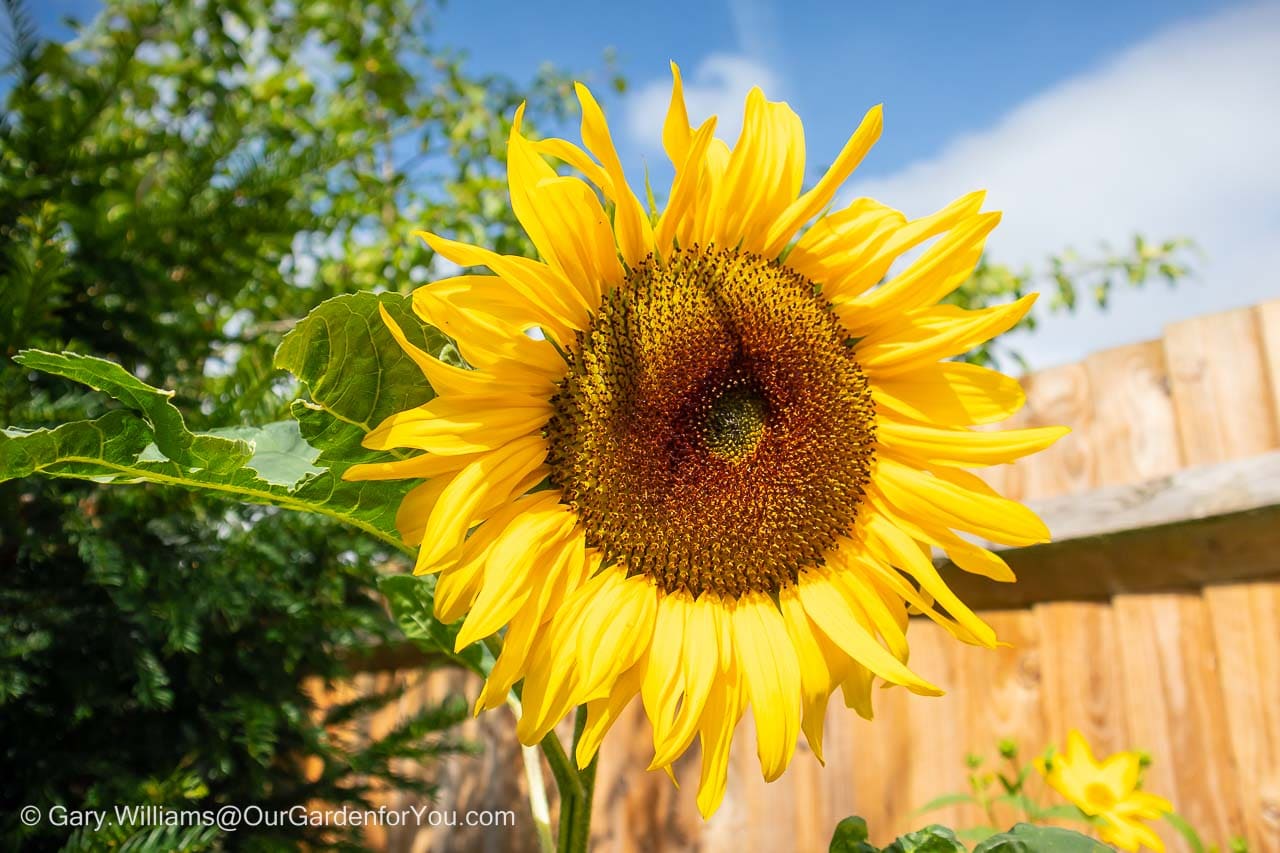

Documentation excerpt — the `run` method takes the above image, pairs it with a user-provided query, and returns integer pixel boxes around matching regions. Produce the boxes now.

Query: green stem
[486,630,591,845]
[553,705,597,853]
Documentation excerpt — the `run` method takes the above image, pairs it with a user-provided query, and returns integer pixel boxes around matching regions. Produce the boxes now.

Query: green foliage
[917,739,1236,853]
[830,817,880,853]
[2,347,401,549]
[972,824,1110,852]
[952,236,1194,370]
[0,0,582,849]
[830,817,1106,853]
[379,575,493,676]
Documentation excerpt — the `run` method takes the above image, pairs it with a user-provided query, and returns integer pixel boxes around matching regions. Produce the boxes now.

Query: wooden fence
[311,299,1280,853]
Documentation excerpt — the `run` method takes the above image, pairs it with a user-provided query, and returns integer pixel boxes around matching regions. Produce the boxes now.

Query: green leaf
[2,347,413,551]
[274,290,447,445]
[1035,804,1093,822]
[207,421,323,487]
[914,793,978,815]
[884,825,966,853]
[377,575,490,675]
[830,816,880,853]
[972,824,1112,853]
[1163,812,1206,853]
[13,350,251,473]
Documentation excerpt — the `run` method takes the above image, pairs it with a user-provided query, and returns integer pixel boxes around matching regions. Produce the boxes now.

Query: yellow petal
[872,361,1026,426]
[876,419,1069,467]
[573,574,657,703]
[654,117,717,253]
[695,664,744,818]
[508,118,621,300]
[733,594,801,782]
[706,88,804,252]
[574,82,654,268]
[411,274,564,376]
[576,654,646,768]
[761,104,883,257]
[785,199,906,298]
[779,585,836,763]
[363,394,550,457]
[342,450,476,483]
[642,591,689,760]
[393,478,451,547]
[663,61,692,167]
[866,487,1016,583]
[650,592,719,769]
[414,230,589,336]
[861,513,997,648]
[839,209,1001,334]
[454,493,575,650]
[857,295,1037,377]
[798,192,989,304]
[797,571,941,696]
[414,435,548,567]
[875,454,1050,546]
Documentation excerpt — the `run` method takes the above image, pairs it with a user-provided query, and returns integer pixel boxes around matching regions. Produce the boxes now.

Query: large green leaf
[2,291,448,553]
[883,826,967,853]
[972,824,1111,853]
[274,290,450,466]
[830,817,880,853]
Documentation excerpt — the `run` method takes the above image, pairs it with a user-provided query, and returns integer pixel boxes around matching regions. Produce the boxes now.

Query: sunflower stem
[553,705,596,853]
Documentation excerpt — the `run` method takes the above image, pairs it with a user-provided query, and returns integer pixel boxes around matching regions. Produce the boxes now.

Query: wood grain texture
[1084,340,1184,486]
[953,611,1046,830]
[1204,583,1280,852]
[1164,306,1279,465]
[848,621,965,843]
[1259,299,1280,434]
[1002,362,1096,501]
[1112,594,1243,850]
[1034,602,1128,757]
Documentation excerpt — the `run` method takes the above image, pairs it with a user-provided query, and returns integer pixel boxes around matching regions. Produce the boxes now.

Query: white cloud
[847,3,1280,369]
[625,54,780,153]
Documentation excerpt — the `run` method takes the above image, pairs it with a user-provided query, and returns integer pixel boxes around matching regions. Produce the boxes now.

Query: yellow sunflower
[347,63,1066,817]
[1038,730,1173,851]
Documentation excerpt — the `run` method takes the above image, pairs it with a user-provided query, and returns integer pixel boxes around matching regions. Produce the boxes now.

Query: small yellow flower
[1038,730,1173,851]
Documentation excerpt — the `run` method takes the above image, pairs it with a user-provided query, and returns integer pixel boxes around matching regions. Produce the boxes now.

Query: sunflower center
[702,385,768,461]
[545,246,876,599]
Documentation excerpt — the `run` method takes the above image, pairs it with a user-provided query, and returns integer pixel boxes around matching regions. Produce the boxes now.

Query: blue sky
[21,0,1280,368]
[431,0,1232,183]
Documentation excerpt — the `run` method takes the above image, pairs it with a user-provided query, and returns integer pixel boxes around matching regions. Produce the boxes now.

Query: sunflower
[347,64,1066,817]
[1038,730,1173,851]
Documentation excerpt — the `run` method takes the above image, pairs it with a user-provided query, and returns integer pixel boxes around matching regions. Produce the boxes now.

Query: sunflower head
[349,63,1068,818]
[546,245,876,599]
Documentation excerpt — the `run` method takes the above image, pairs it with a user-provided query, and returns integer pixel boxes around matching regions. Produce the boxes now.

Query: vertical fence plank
[1112,594,1244,849]
[848,621,966,842]
[592,701,704,853]
[1002,363,1096,501]
[952,611,1046,829]
[1164,307,1279,465]
[1259,299,1280,433]
[1084,341,1184,485]
[1034,602,1128,755]
[1204,583,1280,852]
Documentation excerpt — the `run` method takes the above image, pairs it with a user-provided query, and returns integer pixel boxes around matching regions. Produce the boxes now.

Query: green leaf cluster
[830,817,1110,853]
